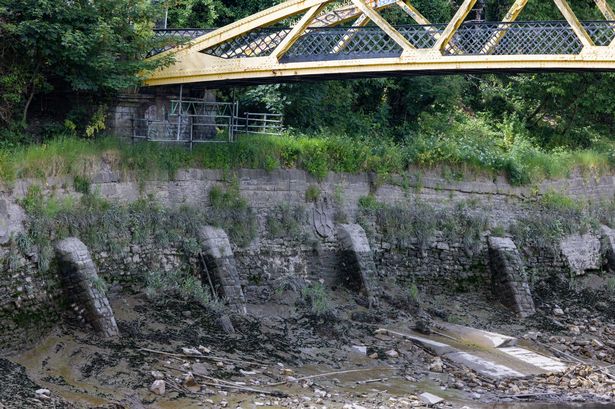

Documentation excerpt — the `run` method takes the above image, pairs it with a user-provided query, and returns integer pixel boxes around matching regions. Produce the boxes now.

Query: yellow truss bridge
[144,0,615,86]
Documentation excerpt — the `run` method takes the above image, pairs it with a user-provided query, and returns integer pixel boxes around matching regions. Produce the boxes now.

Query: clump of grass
[266,204,306,240]
[208,182,257,247]
[491,225,507,237]
[305,185,321,203]
[145,270,217,309]
[73,175,91,195]
[300,282,333,318]
[407,282,420,303]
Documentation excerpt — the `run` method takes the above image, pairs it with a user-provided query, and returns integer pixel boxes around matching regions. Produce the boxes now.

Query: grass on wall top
[0,126,613,186]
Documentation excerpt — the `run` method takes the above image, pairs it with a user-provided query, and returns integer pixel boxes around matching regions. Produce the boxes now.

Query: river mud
[1,279,614,409]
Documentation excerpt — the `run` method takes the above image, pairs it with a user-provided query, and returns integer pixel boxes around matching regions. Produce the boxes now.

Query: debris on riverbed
[1,277,614,409]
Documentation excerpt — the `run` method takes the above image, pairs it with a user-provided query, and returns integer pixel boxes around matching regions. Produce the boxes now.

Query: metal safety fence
[131,100,283,149]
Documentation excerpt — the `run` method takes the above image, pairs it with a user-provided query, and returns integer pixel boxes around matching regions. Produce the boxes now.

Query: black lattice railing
[150,29,214,56]
[284,26,403,61]
[447,21,584,55]
[203,28,292,58]
[153,21,615,60]
[584,21,615,46]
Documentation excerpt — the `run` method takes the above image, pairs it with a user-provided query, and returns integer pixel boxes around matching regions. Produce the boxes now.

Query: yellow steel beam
[553,0,595,48]
[394,0,463,53]
[311,0,397,27]
[143,49,615,87]
[395,0,430,25]
[351,0,415,53]
[593,0,615,47]
[480,0,529,54]
[595,0,615,20]
[433,0,477,52]
[154,0,334,60]
[273,4,328,59]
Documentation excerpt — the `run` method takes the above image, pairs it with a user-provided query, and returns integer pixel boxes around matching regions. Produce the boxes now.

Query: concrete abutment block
[55,238,119,338]
[488,236,536,318]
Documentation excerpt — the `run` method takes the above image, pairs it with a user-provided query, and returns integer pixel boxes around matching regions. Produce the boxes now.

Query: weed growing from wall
[208,183,257,247]
[305,185,321,203]
[266,204,306,240]
[357,196,488,252]
[16,184,258,277]
[300,282,333,319]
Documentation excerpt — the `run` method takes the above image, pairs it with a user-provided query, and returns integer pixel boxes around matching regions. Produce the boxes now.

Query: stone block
[488,236,535,318]
[560,234,601,275]
[55,238,119,338]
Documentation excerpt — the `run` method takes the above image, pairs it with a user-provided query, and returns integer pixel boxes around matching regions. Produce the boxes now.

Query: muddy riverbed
[1,280,614,409]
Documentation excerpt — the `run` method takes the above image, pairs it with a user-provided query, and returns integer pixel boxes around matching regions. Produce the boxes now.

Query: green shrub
[305,185,320,202]
[145,270,214,308]
[73,175,91,195]
[301,282,333,318]
[266,204,305,240]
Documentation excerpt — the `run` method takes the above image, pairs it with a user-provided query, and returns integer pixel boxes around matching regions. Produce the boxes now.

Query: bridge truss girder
[144,0,615,87]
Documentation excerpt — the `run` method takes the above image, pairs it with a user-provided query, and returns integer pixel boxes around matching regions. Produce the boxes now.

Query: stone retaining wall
[2,168,615,349]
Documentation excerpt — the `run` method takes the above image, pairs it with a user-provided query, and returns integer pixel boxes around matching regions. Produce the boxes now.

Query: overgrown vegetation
[0,0,174,137]
[0,132,612,189]
[208,183,257,247]
[265,204,306,240]
[9,183,258,275]
[357,196,488,253]
[509,191,600,255]
[300,282,334,319]
[145,270,222,312]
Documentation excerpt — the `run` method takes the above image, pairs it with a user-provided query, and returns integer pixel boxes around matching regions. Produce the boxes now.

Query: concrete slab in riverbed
[378,323,568,380]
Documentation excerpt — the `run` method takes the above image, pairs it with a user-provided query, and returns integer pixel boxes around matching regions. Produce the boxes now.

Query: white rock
[182,347,203,356]
[429,357,444,373]
[385,349,399,358]
[553,307,564,316]
[419,392,444,405]
[151,370,164,380]
[351,345,367,355]
[150,380,166,396]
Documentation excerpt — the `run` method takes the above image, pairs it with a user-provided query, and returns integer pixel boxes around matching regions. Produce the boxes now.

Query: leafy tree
[0,0,168,130]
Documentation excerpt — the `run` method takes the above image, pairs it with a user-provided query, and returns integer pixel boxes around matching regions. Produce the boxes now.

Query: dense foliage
[0,0,170,140]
